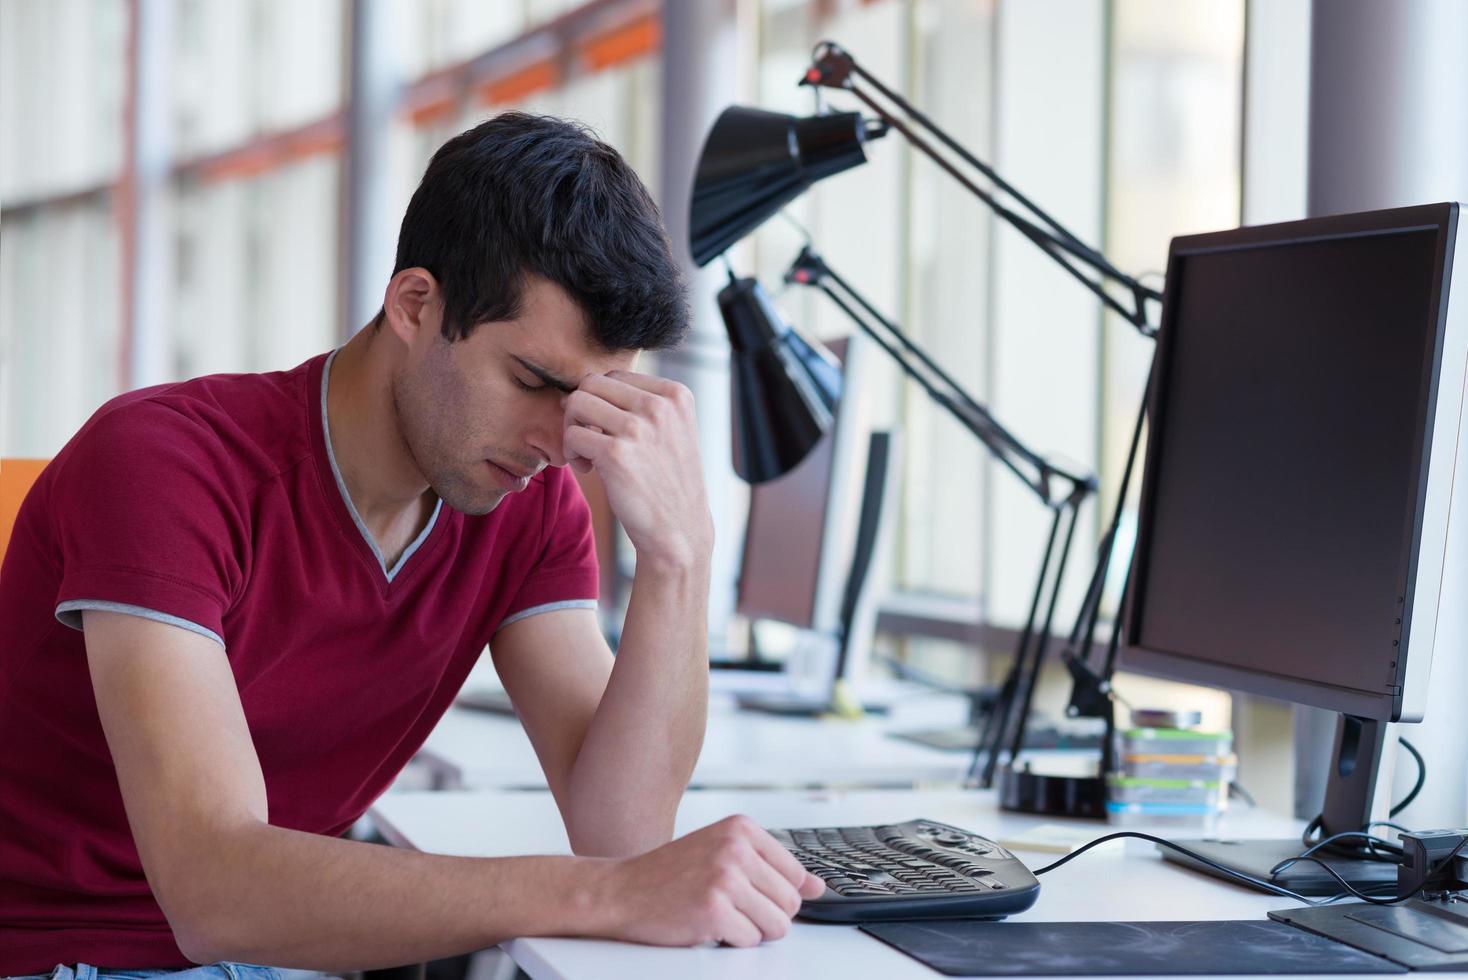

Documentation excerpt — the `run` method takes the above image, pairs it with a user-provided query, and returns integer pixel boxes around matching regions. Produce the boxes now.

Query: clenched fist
[586,815,826,947]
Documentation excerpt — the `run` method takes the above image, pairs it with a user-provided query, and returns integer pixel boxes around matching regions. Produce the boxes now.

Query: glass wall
[722,0,1243,714]
[0,203,123,456]
[1099,0,1246,616]
[0,0,127,457]
[902,0,996,601]
[171,156,342,379]
[1,0,1247,692]
[173,0,344,157]
[170,0,347,376]
[0,0,126,201]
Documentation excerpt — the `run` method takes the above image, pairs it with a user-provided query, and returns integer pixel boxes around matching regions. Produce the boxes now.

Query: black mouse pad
[860,919,1406,976]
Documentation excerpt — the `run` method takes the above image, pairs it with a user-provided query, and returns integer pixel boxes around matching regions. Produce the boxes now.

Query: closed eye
[513,375,547,392]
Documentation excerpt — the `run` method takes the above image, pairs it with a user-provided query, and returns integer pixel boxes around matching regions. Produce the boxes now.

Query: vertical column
[126,0,173,388]
[1308,0,1468,217]
[343,0,400,337]
[1241,0,1312,818]
[1241,0,1309,227]
[658,0,741,640]
[1298,0,1468,828]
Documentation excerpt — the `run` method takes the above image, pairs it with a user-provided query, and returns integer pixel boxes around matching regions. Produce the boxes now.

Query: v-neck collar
[319,348,443,583]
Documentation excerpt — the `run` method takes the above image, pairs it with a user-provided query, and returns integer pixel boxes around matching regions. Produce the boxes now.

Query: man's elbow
[147,828,264,964]
[163,879,279,967]
[172,921,227,966]
[159,888,237,965]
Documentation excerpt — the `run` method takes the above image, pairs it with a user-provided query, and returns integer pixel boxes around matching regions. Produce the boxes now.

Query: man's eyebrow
[511,355,578,393]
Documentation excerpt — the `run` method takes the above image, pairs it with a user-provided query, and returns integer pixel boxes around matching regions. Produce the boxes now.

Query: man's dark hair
[381,112,688,350]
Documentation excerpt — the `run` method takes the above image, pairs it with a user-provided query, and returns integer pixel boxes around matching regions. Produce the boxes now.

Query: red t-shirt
[0,351,599,973]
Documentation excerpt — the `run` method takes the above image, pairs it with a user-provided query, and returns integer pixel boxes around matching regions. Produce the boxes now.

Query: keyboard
[770,818,1041,922]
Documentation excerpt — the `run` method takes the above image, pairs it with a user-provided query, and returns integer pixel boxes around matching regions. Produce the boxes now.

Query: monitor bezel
[1121,203,1460,721]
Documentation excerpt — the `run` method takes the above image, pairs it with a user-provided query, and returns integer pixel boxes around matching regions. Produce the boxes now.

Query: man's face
[391,274,636,515]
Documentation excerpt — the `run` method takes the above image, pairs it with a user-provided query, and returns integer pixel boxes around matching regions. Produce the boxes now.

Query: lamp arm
[804,249,1041,458]
[997,496,1085,774]
[1065,358,1156,697]
[785,255,1102,791]
[804,42,1161,337]
[817,281,1050,501]
[789,247,1095,507]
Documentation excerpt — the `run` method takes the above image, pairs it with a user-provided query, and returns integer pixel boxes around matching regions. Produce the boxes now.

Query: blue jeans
[13,965,284,980]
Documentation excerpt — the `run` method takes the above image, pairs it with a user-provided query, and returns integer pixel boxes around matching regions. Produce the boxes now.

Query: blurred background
[3,0,1461,816]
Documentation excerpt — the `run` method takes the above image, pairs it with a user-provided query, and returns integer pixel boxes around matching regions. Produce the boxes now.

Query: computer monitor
[1122,202,1466,894]
[721,336,897,707]
[737,338,853,633]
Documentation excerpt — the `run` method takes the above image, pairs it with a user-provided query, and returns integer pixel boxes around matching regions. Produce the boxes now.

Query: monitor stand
[1160,713,1399,896]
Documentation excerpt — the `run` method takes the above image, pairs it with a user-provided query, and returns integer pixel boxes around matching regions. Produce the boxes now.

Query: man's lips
[485,459,532,492]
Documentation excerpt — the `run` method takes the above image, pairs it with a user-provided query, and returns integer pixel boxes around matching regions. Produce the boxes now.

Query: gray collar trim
[321,348,442,582]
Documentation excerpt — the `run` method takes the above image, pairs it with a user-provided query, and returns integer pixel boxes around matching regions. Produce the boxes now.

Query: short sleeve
[50,400,247,645]
[496,468,600,631]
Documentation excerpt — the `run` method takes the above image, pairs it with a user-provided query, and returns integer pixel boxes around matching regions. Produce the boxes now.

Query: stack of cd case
[1107,726,1235,828]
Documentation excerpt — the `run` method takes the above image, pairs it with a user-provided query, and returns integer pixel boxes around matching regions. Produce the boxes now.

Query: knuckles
[724,814,758,835]
[712,836,748,869]
[605,441,632,468]
[564,389,594,415]
[695,894,724,921]
[710,866,743,895]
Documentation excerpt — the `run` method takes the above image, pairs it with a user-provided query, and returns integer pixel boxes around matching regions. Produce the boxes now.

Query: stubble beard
[390,366,506,517]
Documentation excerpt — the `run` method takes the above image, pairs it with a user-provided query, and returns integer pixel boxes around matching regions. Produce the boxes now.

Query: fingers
[563,425,614,469]
[739,819,824,896]
[575,372,657,413]
[740,844,806,920]
[717,816,812,942]
[728,881,794,945]
[563,388,634,436]
[713,899,765,948]
[585,370,688,405]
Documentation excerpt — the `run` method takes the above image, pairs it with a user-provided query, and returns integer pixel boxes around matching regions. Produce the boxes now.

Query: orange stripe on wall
[406,94,461,127]
[579,13,660,72]
[479,60,562,105]
[195,123,345,183]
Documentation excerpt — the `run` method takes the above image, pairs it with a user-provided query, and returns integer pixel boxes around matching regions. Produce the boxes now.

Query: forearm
[564,555,711,855]
[166,820,611,970]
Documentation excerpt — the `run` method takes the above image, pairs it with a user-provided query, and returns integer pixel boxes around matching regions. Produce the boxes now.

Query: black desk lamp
[690,42,1163,816]
[718,273,843,484]
[690,106,885,268]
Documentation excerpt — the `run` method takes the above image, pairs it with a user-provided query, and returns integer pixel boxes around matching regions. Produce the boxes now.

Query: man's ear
[381,268,440,347]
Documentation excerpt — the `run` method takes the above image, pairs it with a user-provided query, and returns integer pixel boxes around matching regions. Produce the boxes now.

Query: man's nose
[526,405,568,468]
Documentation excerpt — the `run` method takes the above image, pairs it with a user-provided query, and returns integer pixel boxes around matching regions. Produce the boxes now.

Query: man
[0,112,822,976]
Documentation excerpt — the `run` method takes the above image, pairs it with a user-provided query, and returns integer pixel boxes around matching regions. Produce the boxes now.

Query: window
[1100,0,1245,615]
[0,0,126,457]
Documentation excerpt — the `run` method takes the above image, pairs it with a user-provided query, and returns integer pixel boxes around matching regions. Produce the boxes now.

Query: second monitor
[1123,202,1467,894]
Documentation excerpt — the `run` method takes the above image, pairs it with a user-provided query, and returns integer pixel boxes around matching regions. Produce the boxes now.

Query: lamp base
[999,762,1108,820]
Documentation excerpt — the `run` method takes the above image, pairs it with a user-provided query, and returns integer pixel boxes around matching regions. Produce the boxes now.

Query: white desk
[369,787,1400,980]
[417,689,978,790]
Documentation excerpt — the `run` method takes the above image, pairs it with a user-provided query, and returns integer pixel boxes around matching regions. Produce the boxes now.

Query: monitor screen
[737,338,848,629]
[1123,205,1461,721]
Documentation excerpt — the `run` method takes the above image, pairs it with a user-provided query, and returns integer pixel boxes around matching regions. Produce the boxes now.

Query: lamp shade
[718,274,843,483]
[689,106,874,267]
